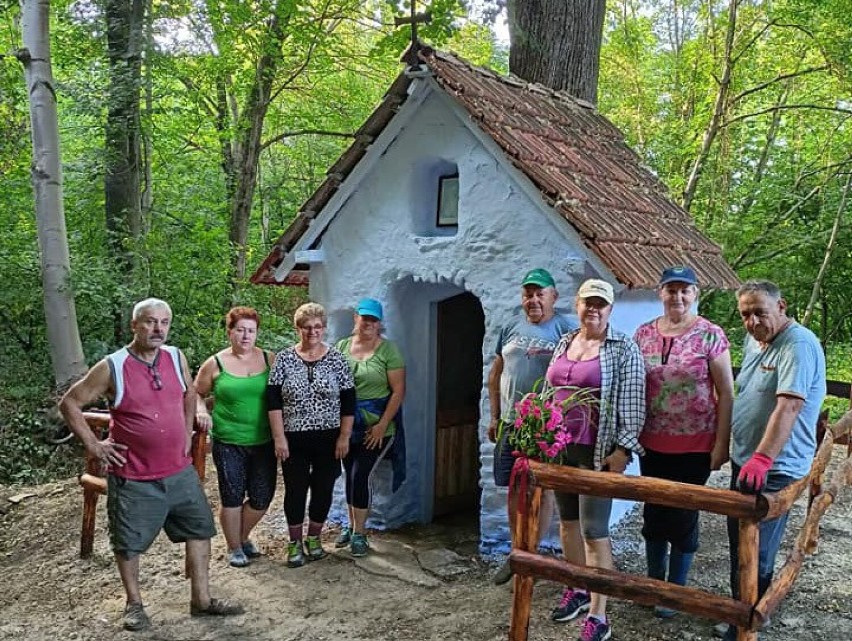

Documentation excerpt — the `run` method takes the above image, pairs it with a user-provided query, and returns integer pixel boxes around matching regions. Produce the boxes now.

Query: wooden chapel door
[433,292,484,517]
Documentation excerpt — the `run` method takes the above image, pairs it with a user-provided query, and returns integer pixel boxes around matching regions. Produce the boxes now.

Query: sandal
[190,597,244,617]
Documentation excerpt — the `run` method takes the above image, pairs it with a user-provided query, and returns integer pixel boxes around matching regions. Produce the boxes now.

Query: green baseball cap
[521,268,556,289]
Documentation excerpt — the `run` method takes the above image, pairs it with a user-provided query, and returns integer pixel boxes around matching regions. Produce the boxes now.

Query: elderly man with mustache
[60,298,243,631]
[487,268,578,584]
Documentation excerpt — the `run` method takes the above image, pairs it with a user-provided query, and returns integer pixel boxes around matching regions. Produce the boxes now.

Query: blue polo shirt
[731,322,826,479]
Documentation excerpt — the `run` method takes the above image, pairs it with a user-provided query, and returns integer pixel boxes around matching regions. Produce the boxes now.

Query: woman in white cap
[545,278,646,641]
[335,298,406,557]
[633,266,733,617]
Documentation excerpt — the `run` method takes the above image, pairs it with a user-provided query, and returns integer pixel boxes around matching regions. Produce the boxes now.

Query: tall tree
[507,0,606,103]
[15,0,87,388]
[105,0,146,340]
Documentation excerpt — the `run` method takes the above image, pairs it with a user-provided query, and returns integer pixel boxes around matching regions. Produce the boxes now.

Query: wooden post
[508,469,541,641]
[192,428,207,479]
[737,519,759,641]
[79,455,102,558]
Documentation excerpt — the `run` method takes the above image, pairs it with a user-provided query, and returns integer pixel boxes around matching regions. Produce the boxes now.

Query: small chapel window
[436,174,459,226]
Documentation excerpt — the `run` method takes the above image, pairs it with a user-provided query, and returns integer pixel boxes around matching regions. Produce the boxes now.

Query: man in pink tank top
[60,298,243,631]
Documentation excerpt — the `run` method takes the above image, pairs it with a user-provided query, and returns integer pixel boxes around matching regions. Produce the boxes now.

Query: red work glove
[737,452,774,493]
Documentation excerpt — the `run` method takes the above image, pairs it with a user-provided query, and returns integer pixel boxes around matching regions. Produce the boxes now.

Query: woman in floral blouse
[633,266,734,617]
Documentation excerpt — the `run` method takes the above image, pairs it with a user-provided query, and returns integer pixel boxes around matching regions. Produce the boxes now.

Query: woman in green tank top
[195,307,277,568]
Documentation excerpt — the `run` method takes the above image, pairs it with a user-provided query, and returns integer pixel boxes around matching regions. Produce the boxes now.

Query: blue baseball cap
[659,266,698,286]
[356,298,383,320]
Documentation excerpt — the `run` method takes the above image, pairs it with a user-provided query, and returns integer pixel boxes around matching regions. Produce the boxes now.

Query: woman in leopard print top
[267,303,355,568]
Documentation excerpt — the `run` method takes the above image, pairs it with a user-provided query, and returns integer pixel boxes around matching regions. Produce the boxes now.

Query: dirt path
[1,447,850,641]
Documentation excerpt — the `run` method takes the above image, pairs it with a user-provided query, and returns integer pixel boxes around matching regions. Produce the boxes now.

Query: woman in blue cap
[633,266,734,617]
[335,298,406,557]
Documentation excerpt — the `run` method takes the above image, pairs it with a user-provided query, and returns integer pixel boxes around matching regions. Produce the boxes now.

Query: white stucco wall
[303,83,662,553]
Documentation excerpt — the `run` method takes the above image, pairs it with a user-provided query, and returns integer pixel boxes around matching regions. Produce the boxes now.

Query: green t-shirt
[336,337,404,436]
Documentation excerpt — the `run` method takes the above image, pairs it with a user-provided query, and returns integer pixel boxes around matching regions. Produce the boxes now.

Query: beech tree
[15,0,86,388]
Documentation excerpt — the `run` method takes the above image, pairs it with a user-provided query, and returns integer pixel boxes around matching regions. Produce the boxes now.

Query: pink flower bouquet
[498,381,598,465]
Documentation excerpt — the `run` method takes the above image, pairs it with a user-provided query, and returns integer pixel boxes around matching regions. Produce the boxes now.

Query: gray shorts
[554,445,612,540]
[107,464,216,557]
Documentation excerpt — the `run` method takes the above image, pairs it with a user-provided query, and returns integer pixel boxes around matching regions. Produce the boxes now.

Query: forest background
[1,0,850,484]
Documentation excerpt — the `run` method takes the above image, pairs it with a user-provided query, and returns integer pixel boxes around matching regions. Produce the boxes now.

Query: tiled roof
[251,47,739,290]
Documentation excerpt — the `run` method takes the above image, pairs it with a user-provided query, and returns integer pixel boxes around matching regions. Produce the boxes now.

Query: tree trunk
[16,0,87,388]
[507,0,606,103]
[105,0,145,341]
[802,173,851,327]
[225,7,287,299]
[681,0,738,212]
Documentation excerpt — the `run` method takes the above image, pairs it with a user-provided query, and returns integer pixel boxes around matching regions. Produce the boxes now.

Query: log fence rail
[508,412,852,641]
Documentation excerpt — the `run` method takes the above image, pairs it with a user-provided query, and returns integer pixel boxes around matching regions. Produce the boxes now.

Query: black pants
[640,449,711,552]
[281,429,341,525]
[343,436,394,509]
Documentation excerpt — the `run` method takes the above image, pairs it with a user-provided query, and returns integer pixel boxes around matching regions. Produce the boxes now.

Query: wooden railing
[507,412,852,641]
[77,411,208,558]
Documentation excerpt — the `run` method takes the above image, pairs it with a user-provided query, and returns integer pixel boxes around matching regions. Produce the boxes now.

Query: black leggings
[281,429,341,525]
[640,449,711,552]
[343,436,394,509]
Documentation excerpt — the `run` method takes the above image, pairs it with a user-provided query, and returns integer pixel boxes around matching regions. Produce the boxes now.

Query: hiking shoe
[123,602,150,631]
[190,597,244,617]
[578,616,611,641]
[287,540,305,568]
[304,535,327,561]
[229,548,250,568]
[350,532,369,557]
[241,539,261,558]
[493,558,514,585]
[334,527,352,548]
[551,588,591,622]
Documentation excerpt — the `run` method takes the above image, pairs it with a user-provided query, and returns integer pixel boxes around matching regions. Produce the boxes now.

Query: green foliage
[0,411,81,485]
[2,0,851,483]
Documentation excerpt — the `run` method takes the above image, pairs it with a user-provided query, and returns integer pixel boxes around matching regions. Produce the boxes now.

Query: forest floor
[1,446,850,641]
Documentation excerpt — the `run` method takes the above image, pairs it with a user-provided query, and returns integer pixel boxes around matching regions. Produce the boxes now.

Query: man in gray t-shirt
[486,268,578,584]
[717,280,826,641]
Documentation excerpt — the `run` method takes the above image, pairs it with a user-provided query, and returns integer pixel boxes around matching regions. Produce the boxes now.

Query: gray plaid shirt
[550,325,646,470]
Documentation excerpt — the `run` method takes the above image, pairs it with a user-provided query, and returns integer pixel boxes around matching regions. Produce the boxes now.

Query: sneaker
[122,602,150,631]
[304,535,327,561]
[350,532,369,557]
[578,616,611,641]
[551,588,591,622]
[493,558,514,585]
[287,540,305,568]
[654,605,678,619]
[334,527,352,548]
[228,548,250,568]
[241,540,261,558]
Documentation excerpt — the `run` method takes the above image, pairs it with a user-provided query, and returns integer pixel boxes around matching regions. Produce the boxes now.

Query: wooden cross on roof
[394,0,432,66]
